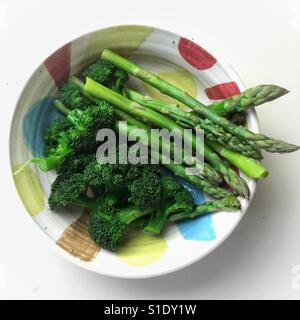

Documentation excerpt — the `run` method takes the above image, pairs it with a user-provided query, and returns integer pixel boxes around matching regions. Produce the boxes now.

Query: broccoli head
[144,175,194,234]
[127,171,161,211]
[67,101,114,152]
[82,59,128,92]
[59,81,91,110]
[125,163,160,181]
[88,194,150,251]
[56,153,95,175]
[83,159,162,210]
[22,99,114,173]
[43,116,72,156]
[48,173,88,210]
[84,161,128,188]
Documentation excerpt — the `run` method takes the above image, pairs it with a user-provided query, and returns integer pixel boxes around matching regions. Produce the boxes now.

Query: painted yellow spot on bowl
[80,25,154,70]
[143,69,198,111]
[116,231,168,266]
[12,164,44,216]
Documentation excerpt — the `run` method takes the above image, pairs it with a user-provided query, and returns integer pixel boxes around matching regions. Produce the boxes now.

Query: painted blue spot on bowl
[23,97,62,157]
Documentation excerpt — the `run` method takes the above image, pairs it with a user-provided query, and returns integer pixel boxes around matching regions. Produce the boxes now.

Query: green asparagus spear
[85,77,250,198]
[209,85,289,116]
[169,196,241,222]
[207,140,268,179]
[101,49,299,154]
[125,88,262,160]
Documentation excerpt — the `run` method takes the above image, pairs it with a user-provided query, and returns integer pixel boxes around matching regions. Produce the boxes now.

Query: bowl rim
[9,24,259,279]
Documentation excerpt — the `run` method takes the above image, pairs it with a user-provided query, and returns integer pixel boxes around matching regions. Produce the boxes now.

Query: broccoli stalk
[73,195,96,210]
[13,132,73,175]
[144,176,194,234]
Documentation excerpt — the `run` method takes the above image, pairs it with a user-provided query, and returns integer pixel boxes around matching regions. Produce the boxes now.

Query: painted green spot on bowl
[12,165,45,216]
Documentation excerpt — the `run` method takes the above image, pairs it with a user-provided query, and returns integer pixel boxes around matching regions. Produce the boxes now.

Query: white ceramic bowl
[10,25,258,278]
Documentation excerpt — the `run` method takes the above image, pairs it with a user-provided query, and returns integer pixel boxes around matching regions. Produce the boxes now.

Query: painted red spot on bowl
[205,82,241,100]
[178,38,217,70]
[44,43,71,88]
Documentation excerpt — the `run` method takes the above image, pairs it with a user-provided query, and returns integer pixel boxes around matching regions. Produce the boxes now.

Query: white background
[1,0,300,300]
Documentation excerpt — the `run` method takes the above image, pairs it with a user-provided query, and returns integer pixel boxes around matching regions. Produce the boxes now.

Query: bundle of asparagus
[79,49,298,205]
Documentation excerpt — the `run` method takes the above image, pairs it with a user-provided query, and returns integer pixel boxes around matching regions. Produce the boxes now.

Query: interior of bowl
[10,25,257,278]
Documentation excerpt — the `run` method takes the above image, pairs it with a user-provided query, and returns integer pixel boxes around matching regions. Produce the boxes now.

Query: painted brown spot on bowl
[56,210,100,262]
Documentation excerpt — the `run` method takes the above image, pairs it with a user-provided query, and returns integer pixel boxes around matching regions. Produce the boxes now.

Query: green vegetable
[13,99,115,175]
[207,140,268,179]
[127,170,161,211]
[43,116,72,156]
[67,102,114,153]
[116,120,234,199]
[163,163,232,199]
[170,196,241,222]
[56,153,95,175]
[88,194,151,251]
[59,81,91,110]
[144,176,194,234]
[48,173,88,210]
[209,85,289,116]
[70,76,222,186]
[85,77,249,198]
[84,160,162,211]
[125,88,262,160]
[101,49,299,154]
[14,132,73,174]
[82,59,128,92]
[114,108,221,185]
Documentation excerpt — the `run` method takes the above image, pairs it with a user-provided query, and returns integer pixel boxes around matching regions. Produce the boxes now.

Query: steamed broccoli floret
[59,81,91,110]
[83,160,161,210]
[88,194,150,251]
[144,176,194,234]
[18,98,114,174]
[125,163,160,181]
[67,101,114,152]
[48,173,88,210]
[56,153,95,175]
[43,116,72,156]
[28,101,114,173]
[84,161,128,188]
[127,171,161,211]
[82,59,128,92]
